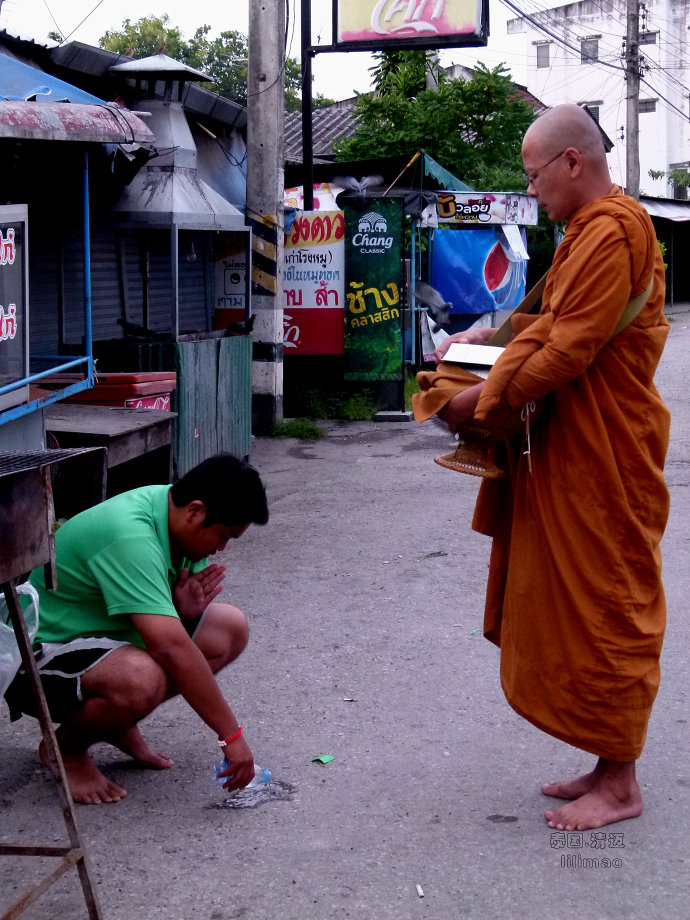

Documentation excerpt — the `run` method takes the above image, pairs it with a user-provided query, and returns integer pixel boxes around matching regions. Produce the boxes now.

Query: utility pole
[247,0,285,433]
[425,50,440,90]
[625,0,641,198]
[301,0,315,210]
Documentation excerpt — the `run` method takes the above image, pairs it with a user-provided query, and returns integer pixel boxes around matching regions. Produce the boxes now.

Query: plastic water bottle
[213,759,271,788]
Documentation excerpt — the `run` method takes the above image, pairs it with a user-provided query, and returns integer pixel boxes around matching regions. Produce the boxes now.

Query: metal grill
[0,446,104,918]
[0,447,99,477]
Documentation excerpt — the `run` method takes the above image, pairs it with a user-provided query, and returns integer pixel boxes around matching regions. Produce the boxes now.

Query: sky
[0,0,525,100]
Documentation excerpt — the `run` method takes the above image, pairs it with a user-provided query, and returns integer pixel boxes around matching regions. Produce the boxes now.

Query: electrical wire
[58,0,107,45]
[498,0,627,76]
[498,0,690,123]
[40,0,64,40]
[508,0,690,90]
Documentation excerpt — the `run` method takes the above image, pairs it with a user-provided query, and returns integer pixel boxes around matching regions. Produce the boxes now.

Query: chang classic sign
[334,0,488,50]
[352,211,395,253]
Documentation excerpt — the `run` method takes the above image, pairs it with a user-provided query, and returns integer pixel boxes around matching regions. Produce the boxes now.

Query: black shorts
[3,613,206,725]
[4,638,128,724]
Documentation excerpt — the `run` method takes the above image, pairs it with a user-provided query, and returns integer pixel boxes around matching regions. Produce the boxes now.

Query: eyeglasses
[524,150,566,186]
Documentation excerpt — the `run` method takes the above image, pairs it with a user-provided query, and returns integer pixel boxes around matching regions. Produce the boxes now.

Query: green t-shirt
[30,484,204,649]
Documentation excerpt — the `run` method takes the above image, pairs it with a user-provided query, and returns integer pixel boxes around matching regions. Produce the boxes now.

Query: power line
[499,0,690,123]
[58,0,107,45]
[40,0,63,40]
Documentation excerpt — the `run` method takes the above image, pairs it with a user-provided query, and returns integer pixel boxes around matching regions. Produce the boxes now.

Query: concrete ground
[1,309,688,920]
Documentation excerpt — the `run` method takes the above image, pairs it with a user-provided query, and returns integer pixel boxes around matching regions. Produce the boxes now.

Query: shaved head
[522,104,613,221]
[525,104,607,164]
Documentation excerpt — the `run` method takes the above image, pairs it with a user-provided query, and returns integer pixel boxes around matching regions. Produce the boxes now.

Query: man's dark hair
[170,454,268,526]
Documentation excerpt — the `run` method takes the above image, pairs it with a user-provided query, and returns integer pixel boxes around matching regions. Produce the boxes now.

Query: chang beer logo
[352,211,394,254]
[372,0,446,36]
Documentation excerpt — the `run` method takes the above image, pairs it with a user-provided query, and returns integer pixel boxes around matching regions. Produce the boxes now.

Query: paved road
[1,309,688,920]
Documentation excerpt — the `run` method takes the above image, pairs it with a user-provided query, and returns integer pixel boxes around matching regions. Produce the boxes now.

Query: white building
[506,0,690,199]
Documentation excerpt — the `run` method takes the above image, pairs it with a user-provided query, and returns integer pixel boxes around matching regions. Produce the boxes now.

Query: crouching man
[4,454,268,805]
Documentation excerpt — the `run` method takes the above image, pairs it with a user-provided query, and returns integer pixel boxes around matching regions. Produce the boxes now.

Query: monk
[434,103,670,831]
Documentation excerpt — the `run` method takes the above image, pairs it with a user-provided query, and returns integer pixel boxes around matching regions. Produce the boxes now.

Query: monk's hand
[437,382,485,434]
[217,735,255,792]
[434,327,495,364]
[173,564,226,620]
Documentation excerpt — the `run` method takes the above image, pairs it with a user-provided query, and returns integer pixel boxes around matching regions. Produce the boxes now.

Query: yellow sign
[336,0,486,49]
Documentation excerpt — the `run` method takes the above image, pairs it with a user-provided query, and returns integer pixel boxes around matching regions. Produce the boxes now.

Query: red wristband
[218,726,243,747]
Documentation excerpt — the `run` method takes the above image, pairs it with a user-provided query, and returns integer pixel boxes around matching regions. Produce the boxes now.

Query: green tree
[335,60,535,191]
[100,16,200,67]
[99,15,333,111]
[369,49,432,97]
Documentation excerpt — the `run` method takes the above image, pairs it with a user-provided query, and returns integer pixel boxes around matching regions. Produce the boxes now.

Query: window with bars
[581,39,598,63]
[669,164,689,200]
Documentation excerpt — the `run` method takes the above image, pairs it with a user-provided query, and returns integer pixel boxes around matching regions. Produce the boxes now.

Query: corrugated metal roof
[51,41,247,129]
[285,97,358,162]
[641,196,690,222]
[0,100,154,143]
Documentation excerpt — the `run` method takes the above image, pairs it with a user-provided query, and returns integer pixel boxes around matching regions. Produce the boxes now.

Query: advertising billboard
[343,198,404,381]
[335,0,488,51]
[283,211,345,355]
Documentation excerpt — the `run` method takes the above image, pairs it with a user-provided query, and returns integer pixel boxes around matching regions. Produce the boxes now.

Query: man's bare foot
[110,726,174,769]
[543,758,642,831]
[40,741,127,805]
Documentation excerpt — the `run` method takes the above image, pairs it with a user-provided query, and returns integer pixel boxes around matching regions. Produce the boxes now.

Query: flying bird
[412,281,452,332]
[332,174,385,198]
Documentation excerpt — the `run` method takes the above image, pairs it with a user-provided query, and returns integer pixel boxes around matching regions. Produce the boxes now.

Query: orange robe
[472,187,670,760]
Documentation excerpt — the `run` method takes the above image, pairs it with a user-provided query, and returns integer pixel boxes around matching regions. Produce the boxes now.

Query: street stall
[282,152,468,410]
[0,36,255,476]
[0,63,155,445]
[282,152,537,410]
[80,52,253,475]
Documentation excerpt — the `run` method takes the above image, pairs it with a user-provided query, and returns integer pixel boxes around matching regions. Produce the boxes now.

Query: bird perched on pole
[412,281,452,332]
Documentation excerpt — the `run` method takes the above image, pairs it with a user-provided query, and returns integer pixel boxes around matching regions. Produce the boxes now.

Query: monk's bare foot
[541,769,598,800]
[110,726,174,769]
[544,759,642,830]
[40,741,126,805]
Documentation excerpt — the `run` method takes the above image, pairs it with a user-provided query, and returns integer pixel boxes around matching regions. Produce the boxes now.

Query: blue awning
[0,52,104,104]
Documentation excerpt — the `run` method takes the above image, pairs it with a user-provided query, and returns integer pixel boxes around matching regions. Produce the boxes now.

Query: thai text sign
[213,232,247,329]
[335,0,487,50]
[343,198,403,381]
[283,211,345,355]
[0,207,27,411]
[436,192,539,225]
